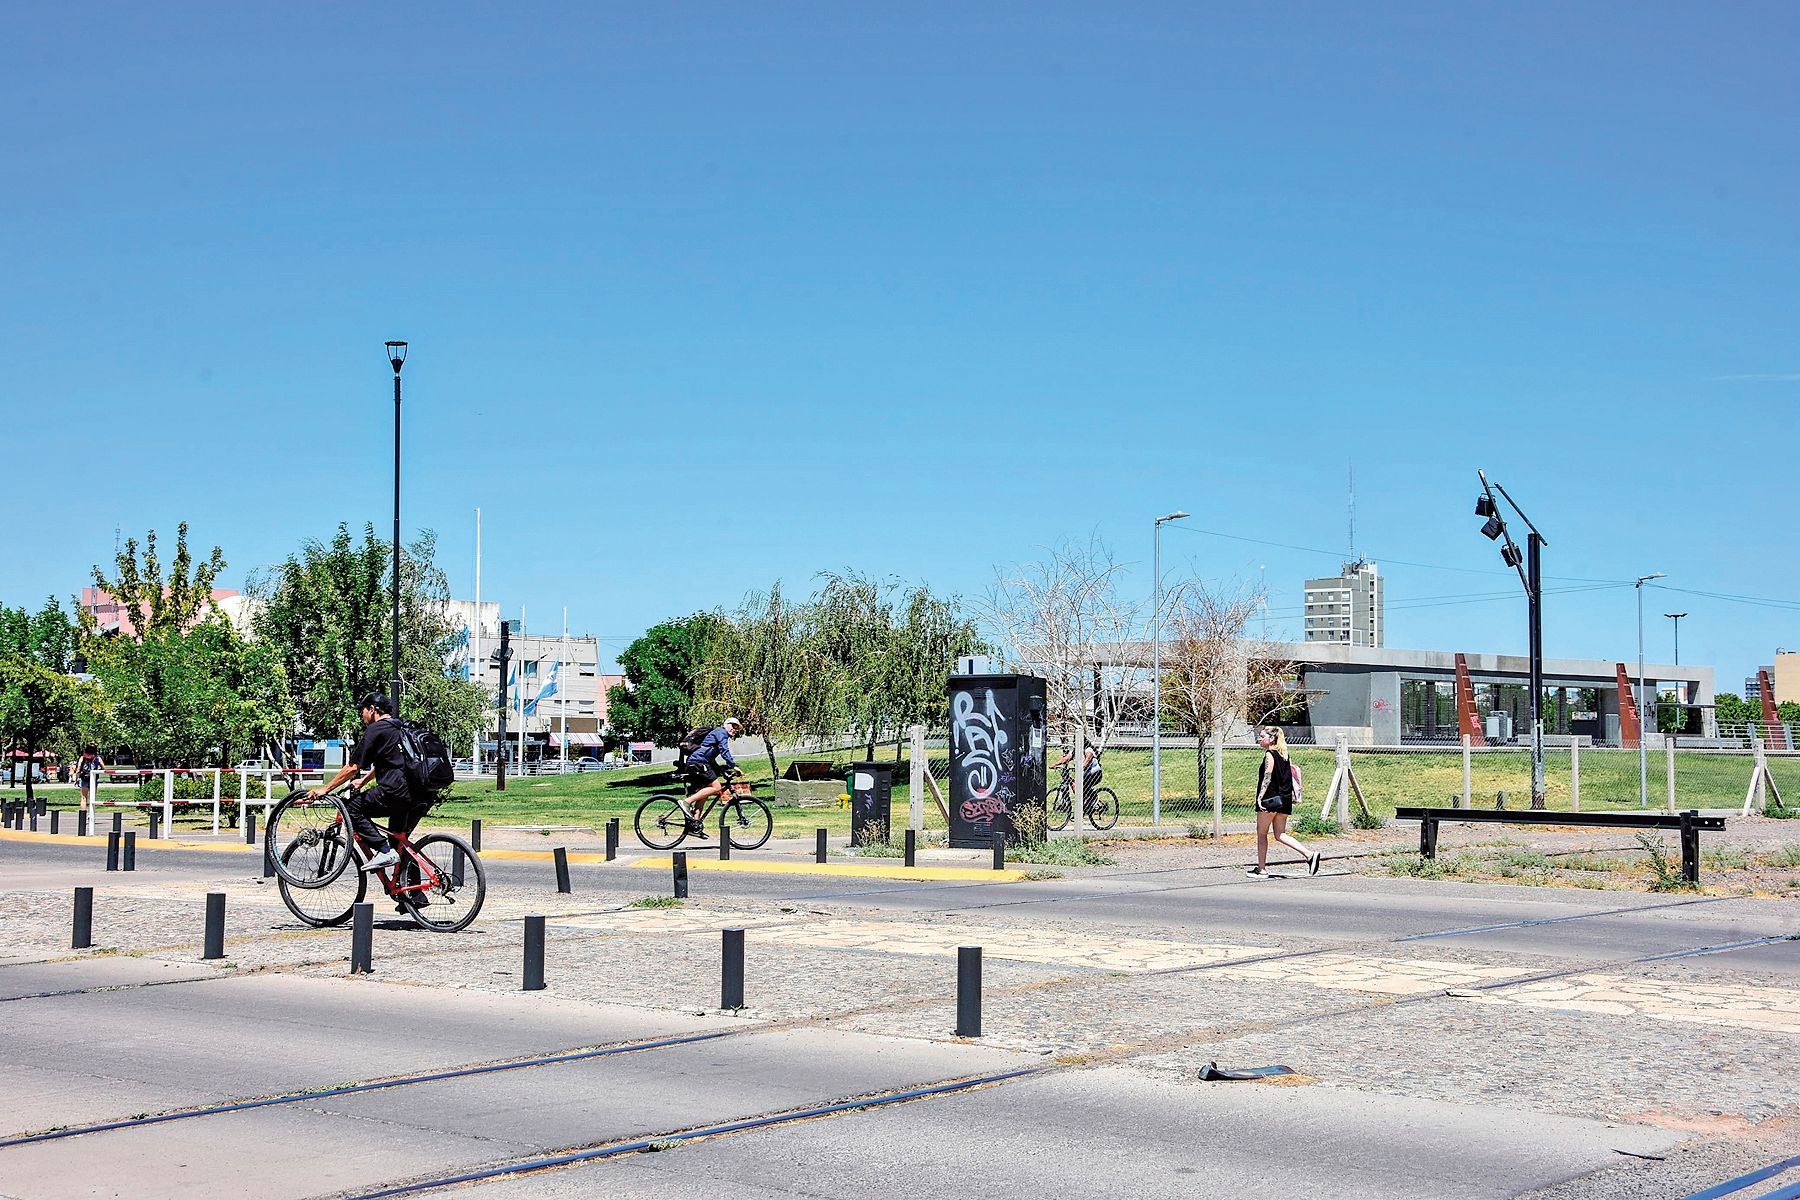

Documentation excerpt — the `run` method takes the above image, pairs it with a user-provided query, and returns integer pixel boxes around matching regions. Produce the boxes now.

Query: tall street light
[386,341,407,712]
[1151,509,1188,825]
[1636,573,1666,807]
[1664,612,1687,665]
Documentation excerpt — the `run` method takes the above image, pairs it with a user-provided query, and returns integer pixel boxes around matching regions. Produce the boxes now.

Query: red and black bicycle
[265,789,485,932]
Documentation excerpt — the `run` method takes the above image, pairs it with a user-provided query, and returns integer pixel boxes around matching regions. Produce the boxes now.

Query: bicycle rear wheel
[394,833,485,933]
[1046,787,1073,831]
[266,792,353,888]
[634,795,690,850]
[1087,787,1119,831]
[278,833,366,926]
[724,797,772,850]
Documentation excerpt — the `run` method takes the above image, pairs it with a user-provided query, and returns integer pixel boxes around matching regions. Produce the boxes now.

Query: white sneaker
[362,847,400,872]
[1245,866,1266,878]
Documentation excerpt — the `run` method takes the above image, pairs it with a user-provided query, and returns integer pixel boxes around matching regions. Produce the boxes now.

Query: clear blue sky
[3,3,1795,687]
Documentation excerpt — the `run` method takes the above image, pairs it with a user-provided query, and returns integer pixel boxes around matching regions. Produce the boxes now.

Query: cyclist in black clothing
[310,692,417,872]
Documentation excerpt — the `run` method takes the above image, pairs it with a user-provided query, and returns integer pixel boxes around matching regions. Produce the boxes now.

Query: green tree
[881,582,986,751]
[86,523,226,637]
[813,572,897,757]
[694,583,834,781]
[0,598,86,803]
[604,613,723,749]
[250,524,484,746]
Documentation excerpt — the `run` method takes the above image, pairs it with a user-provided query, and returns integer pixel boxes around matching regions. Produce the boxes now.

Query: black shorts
[685,760,719,787]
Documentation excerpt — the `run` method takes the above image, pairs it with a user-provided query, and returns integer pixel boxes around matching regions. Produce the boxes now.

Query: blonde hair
[1259,726,1289,756]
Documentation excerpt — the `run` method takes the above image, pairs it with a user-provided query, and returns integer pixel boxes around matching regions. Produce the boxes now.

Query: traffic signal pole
[494,622,511,793]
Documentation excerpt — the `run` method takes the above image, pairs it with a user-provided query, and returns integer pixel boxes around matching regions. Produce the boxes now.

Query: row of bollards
[103,831,140,871]
[69,886,229,960]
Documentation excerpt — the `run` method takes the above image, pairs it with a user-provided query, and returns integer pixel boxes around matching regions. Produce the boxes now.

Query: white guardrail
[81,768,329,836]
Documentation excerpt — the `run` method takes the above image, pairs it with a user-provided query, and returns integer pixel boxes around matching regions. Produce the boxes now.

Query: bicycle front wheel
[266,792,353,888]
[278,833,366,927]
[1046,787,1072,832]
[395,833,485,933]
[634,795,690,850]
[724,798,773,850]
[1087,787,1119,831]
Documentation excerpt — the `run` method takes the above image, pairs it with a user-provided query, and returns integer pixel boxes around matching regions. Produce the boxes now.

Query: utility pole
[493,622,512,792]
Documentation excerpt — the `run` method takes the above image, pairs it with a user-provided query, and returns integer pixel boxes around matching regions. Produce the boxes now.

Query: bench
[1393,806,1728,886]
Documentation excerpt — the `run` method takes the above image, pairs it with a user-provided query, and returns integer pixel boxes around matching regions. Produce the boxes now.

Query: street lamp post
[1664,612,1687,666]
[1151,510,1189,826]
[385,341,407,712]
[1636,573,1666,807]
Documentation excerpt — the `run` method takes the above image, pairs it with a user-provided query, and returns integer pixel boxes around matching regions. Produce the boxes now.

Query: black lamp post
[385,341,407,713]
[1474,470,1549,809]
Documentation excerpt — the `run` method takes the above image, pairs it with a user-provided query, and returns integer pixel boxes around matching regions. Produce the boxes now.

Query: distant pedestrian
[76,745,105,800]
[1247,726,1320,878]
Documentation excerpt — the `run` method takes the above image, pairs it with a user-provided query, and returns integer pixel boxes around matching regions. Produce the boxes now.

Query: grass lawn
[4,745,1786,832]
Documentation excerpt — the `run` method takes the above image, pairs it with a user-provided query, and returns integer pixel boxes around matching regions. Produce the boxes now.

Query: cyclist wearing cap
[311,692,415,872]
[680,718,743,834]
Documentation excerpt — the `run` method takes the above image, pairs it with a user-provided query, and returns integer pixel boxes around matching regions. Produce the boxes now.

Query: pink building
[79,586,241,637]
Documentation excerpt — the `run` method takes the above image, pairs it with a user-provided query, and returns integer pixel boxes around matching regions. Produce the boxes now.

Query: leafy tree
[86,523,226,637]
[250,524,484,746]
[0,598,87,802]
[813,572,897,757]
[1779,701,1800,726]
[604,613,723,748]
[1713,693,1762,727]
[879,582,986,754]
[1655,690,1701,735]
[694,584,835,781]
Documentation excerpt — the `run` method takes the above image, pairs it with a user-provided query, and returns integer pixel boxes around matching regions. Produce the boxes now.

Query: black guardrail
[1393,806,1727,885]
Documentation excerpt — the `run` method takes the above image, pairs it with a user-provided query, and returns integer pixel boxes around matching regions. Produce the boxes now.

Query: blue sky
[2,3,1794,686]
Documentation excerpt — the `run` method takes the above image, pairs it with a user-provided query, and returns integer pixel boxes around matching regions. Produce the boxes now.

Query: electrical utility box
[947,673,1047,849]
[848,762,892,848]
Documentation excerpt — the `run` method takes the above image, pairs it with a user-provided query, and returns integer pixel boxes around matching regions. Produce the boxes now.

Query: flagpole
[471,507,481,769]
[561,607,569,769]
[518,604,526,775]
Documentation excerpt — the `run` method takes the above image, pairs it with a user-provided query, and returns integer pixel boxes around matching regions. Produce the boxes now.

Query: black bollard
[29,809,38,833]
[470,819,482,852]
[905,828,917,868]
[673,851,689,899]
[3,804,11,828]
[149,810,161,841]
[106,831,120,871]
[245,809,257,846]
[523,915,546,991]
[350,903,374,974]
[553,847,572,894]
[262,840,275,879]
[123,832,137,871]
[78,811,88,838]
[992,831,1005,871]
[721,928,745,1010]
[605,818,619,862]
[112,812,123,835]
[72,887,93,950]
[956,946,982,1037]
[719,811,731,861]
[50,810,60,835]
[815,828,828,864]
[202,893,226,960]
[452,844,464,887]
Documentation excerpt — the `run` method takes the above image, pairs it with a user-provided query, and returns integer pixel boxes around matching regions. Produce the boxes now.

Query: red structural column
[1455,654,1487,747]
[1615,663,1641,750]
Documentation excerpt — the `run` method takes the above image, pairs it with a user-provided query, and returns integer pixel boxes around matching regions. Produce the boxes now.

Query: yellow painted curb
[631,856,1029,882]
[0,829,257,853]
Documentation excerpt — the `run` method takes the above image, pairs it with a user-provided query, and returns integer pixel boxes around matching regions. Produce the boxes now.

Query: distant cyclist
[1051,742,1102,790]
[680,717,744,836]
[310,693,416,872]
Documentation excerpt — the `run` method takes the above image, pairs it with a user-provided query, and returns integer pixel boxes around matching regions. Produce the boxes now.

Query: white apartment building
[1303,560,1384,647]
[448,601,609,757]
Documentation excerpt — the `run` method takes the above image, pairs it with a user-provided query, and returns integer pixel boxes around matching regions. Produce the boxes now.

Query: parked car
[572,757,603,772]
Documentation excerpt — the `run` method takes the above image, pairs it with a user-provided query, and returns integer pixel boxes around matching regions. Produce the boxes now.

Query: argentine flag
[524,660,561,717]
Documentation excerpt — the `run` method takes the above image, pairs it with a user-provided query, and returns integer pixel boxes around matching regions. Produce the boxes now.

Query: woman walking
[1247,726,1321,878]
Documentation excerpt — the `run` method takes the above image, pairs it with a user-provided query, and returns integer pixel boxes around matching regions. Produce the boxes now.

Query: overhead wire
[1163,523,1630,585]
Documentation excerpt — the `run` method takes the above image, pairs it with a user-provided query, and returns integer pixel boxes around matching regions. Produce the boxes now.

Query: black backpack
[398,719,456,798]
[676,725,713,762]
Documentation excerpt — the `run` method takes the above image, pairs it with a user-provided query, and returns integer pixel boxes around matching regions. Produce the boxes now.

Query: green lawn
[4,745,1785,833]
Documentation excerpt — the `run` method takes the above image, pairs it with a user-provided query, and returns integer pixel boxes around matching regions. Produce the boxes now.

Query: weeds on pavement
[1291,814,1341,838]
[1351,809,1385,831]
[1006,838,1118,867]
[1760,843,1800,869]
[1636,832,1696,892]
[627,896,683,908]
